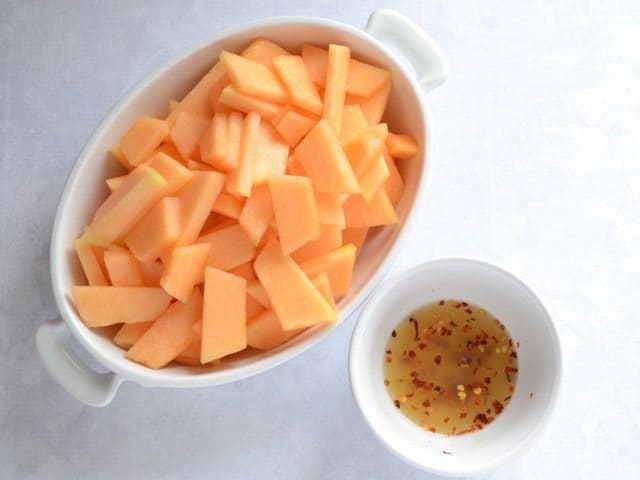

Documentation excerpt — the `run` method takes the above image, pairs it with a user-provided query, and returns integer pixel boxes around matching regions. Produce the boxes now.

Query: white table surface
[1,1,639,478]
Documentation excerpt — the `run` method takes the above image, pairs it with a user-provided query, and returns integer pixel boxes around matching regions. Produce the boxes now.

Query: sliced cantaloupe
[93,164,153,222]
[253,237,336,330]
[109,143,134,171]
[160,243,210,303]
[187,159,213,171]
[127,288,202,369]
[177,171,225,245]
[342,123,388,176]
[386,132,419,159]
[238,183,273,245]
[246,294,266,319]
[322,44,351,133]
[173,341,201,366]
[311,272,337,309]
[382,146,404,204]
[343,188,398,227]
[218,85,284,120]
[291,224,342,263]
[359,154,390,202]
[113,321,154,349]
[106,175,126,193]
[299,244,356,297]
[340,104,368,141]
[138,260,163,286]
[201,267,247,362]
[314,191,345,227]
[346,78,391,125]
[247,310,305,351]
[226,111,243,172]
[124,197,180,263]
[228,261,257,281]
[220,51,288,104]
[253,121,289,185]
[200,112,231,170]
[269,175,319,255]
[241,38,290,67]
[71,286,171,327]
[75,237,108,286]
[273,109,316,148]
[119,117,169,166]
[247,280,271,308]
[86,167,168,247]
[103,248,144,287]
[227,111,260,197]
[273,55,323,115]
[155,142,186,165]
[302,44,391,97]
[169,111,209,160]
[342,227,369,255]
[286,154,307,176]
[199,223,256,271]
[212,192,245,219]
[294,119,359,194]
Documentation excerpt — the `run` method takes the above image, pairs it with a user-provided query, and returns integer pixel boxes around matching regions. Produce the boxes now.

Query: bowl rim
[49,14,434,387]
[348,257,563,476]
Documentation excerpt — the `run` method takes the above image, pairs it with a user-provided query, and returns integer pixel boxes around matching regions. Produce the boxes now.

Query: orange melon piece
[291,223,342,263]
[241,38,290,67]
[177,171,225,245]
[212,192,245,219]
[169,111,209,160]
[322,44,350,133]
[247,310,305,351]
[109,143,134,171]
[273,55,323,115]
[93,165,153,222]
[71,286,171,327]
[342,123,388,175]
[253,237,336,330]
[229,261,257,282]
[238,183,273,245]
[246,294,266,319]
[173,341,202,366]
[127,288,202,369]
[155,142,186,165]
[359,154,390,202]
[227,112,260,197]
[201,267,247,362]
[148,152,193,195]
[386,132,419,159]
[138,260,164,286]
[74,237,108,286]
[168,61,227,124]
[160,243,210,303]
[340,104,368,140]
[226,111,243,172]
[346,78,391,125]
[342,227,369,255]
[286,154,307,176]
[269,175,319,255]
[294,119,359,194]
[187,159,213,171]
[200,112,232,170]
[113,321,154,349]
[247,280,271,308]
[343,188,398,227]
[382,146,404,204]
[86,167,167,247]
[314,191,345,227]
[220,51,288,104]
[104,248,144,287]
[311,272,337,309]
[273,109,316,147]
[300,244,356,297]
[218,86,284,120]
[253,121,289,185]
[124,197,181,263]
[200,223,256,271]
[106,175,126,193]
[120,117,169,166]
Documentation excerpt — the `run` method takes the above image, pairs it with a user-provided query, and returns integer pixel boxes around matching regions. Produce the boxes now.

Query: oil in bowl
[383,300,519,435]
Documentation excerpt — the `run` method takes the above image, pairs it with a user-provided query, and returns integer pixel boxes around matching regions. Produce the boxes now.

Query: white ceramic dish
[349,258,562,476]
[35,10,448,407]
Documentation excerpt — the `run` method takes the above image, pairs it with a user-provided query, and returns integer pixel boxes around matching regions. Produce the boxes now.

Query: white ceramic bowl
[35,10,448,406]
[349,258,562,476]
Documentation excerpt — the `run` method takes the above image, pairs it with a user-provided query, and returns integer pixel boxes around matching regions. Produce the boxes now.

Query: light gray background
[1,1,639,478]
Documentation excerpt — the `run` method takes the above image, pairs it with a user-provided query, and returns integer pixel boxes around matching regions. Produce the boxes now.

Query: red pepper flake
[385,356,392,364]
[394,400,400,408]
[443,417,450,423]
[465,308,472,314]
[462,302,468,307]
[459,412,467,419]
[505,366,518,382]
[434,355,442,365]
[484,377,491,384]
[510,351,518,358]
[439,300,445,306]
[449,321,458,328]
[409,317,419,340]
[391,330,396,338]
[474,413,490,425]
[429,427,436,433]
[503,395,511,402]
[418,343,427,350]
[456,303,461,308]
[422,400,431,407]
[384,379,390,386]
[406,392,414,398]
[385,350,391,354]
[492,400,504,414]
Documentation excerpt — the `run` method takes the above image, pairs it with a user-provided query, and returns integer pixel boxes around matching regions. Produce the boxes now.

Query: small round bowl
[349,258,562,476]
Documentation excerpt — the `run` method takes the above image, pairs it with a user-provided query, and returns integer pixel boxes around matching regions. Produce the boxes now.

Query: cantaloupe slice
[247,310,305,351]
[343,188,398,227]
[187,160,213,171]
[120,117,169,166]
[291,223,342,263]
[75,237,108,286]
[273,55,323,115]
[93,165,153,222]
[228,261,257,282]
[200,112,231,170]
[340,104,368,140]
[138,260,163,286]
[225,111,243,172]
[86,168,168,247]
[155,142,185,165]
[382,146,404,204]
[220,51,288,104]
[109,143,134,171]
[124,197,180,263]
[173,341,201,366]
[342,123,388,176]
[241,38,290,67]
[300,244,356,297]
[71,286,171,327]
[104,248,144,287]
[386,132,419,159]
[301,44,391,97]
[342,227,369,255]
[246,294,266,319]
[273,109,316,147]
[269,175,319,255]
[294,119,359,194]
[200,223,256,271]
[311,272,337,309]
[212,192,245,219]
[127,288,202,369]
[169,111,209,160]
[106,175,126,193]
[160,243,210,303]
[238,183,273,245]
[359,154,390,202]
[346,78,391,125]
[247,280,271,308]
[177,171,225,245]
[253,121,289,185]
[218,86,284,120]
[147,151,193,196]
[286,154,307,176]
[314,191,345,227]
[253,237,336,330]
[227,111,260,197]
[201,267,247,362]
[113,321,154,349]
[322,44,350,133]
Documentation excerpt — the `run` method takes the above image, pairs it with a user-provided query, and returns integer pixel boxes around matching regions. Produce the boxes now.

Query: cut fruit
[241,38,290,68]
[382,146,404,204]
[138,260,164,287]
[269,175,319,255]
[300,244,356,297]
[314,191,345,227]
[109,143,133,171]
[93,165,153,222]
[155,142,185,165]
[167,61,227,123]
[286,154,306,176]
[247,310,305,351]
[386,132,419,159]
[226,111,243,172]
[228,261,257,282]
[201,267,247,362]
[273,109,316,148]
[227,112,260,197]
[218,86,284,120]
[106,175,126,193]
[322,44,350,133]
[346,78,391,125]
[342,123,388,176]
[238,183,273,246]
[125,197,181,263]
[343,189,398,227]
[177,171,225,245]
[252,121,289,185]
[74,237,108,286]
[311,272,337,310]
[212,192,245,219]
[359,153,390,202]
[291,224,342,263]
[273,55,323,115]
[246,294,266,319]
[340,104,368,141]
[169,111,209,160]
[200,112,230,170]
[247,280,271,308]
[104,248,144,287]
[253,237,336,330]
[113,321,154,349]
[220,51,289,104]
[187,159,213,171]
[71,286,171,327]
[160,243,211,303]
[342,227,369,255]
[120,117,169,166]
[148,152,193,196]
[201,223,256,271]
